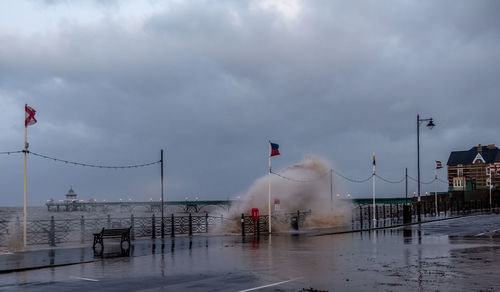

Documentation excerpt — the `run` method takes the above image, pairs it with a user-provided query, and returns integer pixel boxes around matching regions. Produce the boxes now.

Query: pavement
[0,213,499,291]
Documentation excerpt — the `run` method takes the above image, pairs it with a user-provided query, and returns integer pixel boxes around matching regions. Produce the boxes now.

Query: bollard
[171,214,175,237]
[205,213,209,233]
[152,214,156,239]
[189,213,193,236]
[403,204,411,224]
[241,214,245,237]
[49,216,56,247]
[80,215,85,244]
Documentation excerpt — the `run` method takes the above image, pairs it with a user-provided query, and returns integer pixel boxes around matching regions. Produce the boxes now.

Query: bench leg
[93,235,103,250]
[120,233,131,251]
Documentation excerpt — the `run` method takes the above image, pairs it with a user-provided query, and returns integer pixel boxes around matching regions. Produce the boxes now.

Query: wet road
[1,214,499,291]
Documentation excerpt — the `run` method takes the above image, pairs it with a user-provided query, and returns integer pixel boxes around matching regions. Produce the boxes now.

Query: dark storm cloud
[1,0,499,205]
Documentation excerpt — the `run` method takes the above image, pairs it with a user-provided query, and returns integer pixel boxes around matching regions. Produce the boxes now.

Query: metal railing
[0,214,229,248]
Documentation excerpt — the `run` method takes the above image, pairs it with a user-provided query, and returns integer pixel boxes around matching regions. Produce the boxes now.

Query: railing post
[15,216,21,243]
[205,213,209,233]
[189,213,193,236]
[241,214,245,237]
[152,214,156,239]
[80,215,85,244]
[367,205,371,224]
[297,210,300,231]
[359,205,363,228]
[254,217,259,239]
[130,214,135,240]
[171,214,175,237]
[49,216,55,247]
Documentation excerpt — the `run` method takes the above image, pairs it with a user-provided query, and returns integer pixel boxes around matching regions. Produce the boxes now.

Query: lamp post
[417,114,435,222]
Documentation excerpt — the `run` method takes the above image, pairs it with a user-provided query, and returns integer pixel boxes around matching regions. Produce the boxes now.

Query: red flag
[25,104,37,127]
[270,142,280,157]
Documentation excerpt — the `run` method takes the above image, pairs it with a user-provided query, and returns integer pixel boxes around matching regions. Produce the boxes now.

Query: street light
[417,114,436,222]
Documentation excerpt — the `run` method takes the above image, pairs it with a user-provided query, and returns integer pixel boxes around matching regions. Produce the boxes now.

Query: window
[453,178,464,187]
[487,168,491,175]
[458,169,463,177]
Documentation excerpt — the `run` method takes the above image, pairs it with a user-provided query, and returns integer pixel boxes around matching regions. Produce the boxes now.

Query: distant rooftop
[447,144,500,166]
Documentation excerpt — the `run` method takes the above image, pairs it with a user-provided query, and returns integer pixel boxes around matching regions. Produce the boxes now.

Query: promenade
[1,213,499,291]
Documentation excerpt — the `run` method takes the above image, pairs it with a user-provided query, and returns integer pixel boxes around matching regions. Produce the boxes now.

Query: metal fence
[352,200,499,223]
[0,214,228,248]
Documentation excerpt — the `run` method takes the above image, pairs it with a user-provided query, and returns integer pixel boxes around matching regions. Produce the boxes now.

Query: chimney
[488,144,496,149]
[477,144,482,153]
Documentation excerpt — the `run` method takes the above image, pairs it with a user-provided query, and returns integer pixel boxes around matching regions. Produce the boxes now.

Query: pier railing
[0,214,230,248]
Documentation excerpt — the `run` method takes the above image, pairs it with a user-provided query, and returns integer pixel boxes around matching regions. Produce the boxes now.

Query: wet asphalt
[1,214,499,291]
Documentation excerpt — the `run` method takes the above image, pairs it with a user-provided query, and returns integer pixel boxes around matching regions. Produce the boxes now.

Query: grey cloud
[0,0,499,205]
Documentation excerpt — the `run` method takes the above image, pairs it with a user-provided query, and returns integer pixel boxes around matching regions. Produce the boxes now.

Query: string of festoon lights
[1,149,448,183]
[271,169,447,185]
[0,149,160,169]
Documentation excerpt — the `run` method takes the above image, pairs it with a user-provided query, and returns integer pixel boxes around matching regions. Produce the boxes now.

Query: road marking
[70,276,99,282]
[476,228,500,236]
[238,278,302,292]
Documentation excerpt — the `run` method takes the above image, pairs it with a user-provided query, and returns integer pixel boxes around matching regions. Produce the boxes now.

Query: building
[65,187,78,202]
[447,144,500,192]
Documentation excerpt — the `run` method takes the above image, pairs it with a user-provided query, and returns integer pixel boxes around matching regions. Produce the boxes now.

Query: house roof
[447,145,500,166]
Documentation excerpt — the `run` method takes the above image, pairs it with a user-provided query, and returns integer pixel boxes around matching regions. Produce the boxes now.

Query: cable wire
[0,150,24,155]
[436,178,449,184]
[28,151,160,169]
[270,170,330,183]
[407,175,436,185]
[332,170,373,183]
[375,174,406,184]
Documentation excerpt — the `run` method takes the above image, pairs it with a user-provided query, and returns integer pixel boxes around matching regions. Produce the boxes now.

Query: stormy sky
[1,0,499,206]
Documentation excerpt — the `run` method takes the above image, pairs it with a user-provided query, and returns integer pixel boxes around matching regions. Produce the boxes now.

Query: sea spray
[226,155,352,232]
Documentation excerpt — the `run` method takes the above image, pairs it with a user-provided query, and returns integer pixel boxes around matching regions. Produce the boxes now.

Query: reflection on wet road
[1,214,499,291]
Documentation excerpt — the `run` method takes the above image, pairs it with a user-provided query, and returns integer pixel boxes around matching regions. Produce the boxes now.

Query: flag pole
[23,113,28,249]
[372,153,376,223]
[268,141,272,234]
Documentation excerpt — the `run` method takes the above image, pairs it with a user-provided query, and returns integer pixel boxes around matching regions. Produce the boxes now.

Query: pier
[46,200,236,213]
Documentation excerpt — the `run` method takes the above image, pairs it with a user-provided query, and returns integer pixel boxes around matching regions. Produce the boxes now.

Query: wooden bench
[93,227,131,250]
